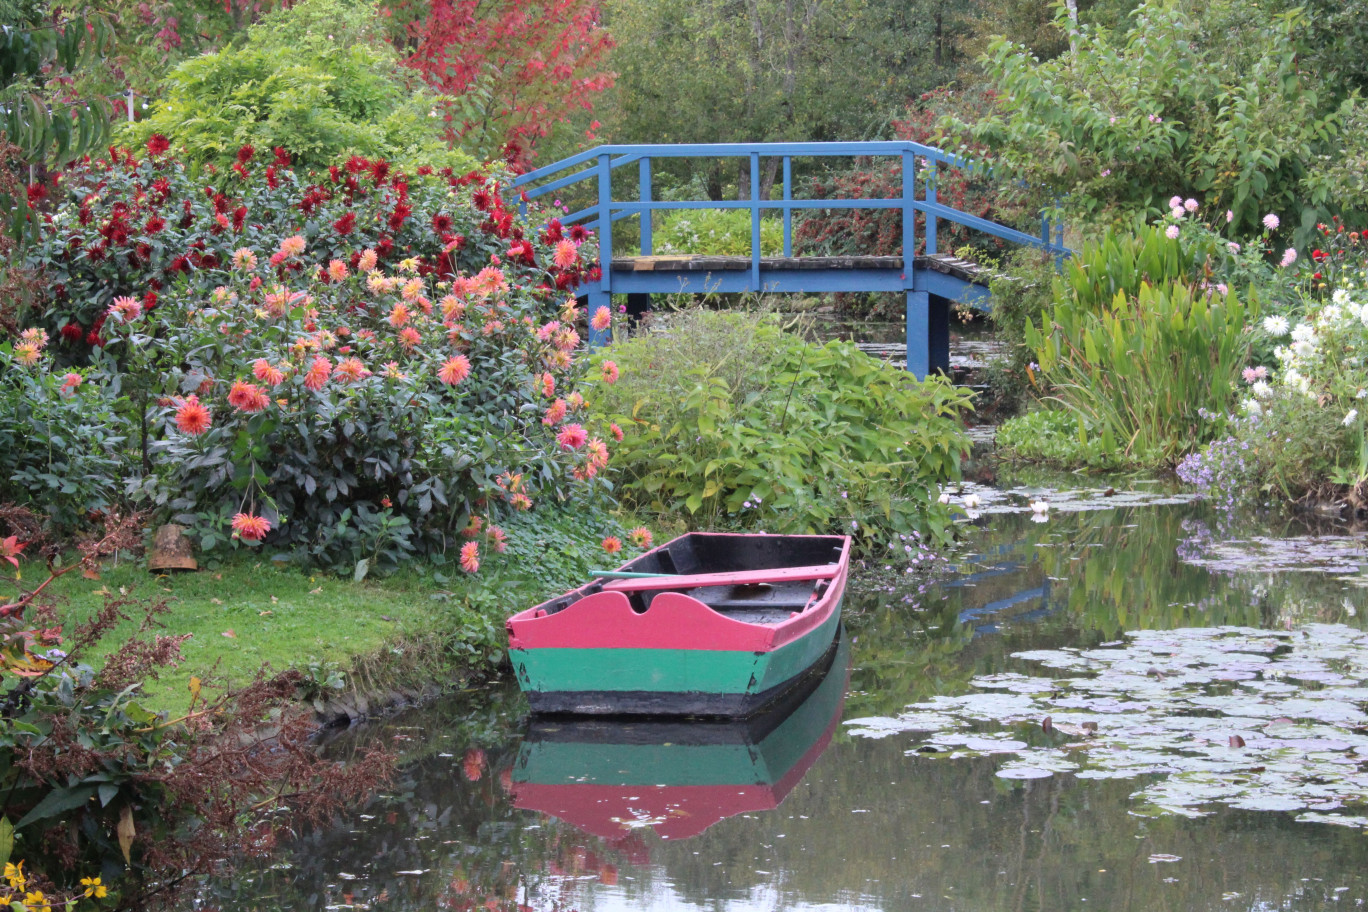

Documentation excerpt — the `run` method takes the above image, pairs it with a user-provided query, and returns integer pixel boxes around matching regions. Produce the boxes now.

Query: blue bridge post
[587,152,612,348]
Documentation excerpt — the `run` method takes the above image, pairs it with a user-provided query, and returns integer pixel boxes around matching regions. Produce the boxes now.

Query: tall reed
[1024,227,1259,464]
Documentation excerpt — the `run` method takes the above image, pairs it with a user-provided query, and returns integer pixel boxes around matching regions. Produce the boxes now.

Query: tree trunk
[760,157,781,200]
[1063,0,1079,57]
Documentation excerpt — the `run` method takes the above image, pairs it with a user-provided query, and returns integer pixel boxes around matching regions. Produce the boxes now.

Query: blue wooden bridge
[510,142,1069,378]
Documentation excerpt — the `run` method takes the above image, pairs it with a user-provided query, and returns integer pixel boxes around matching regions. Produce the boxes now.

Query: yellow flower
[23,888,50,911]
[4,860,25,890]
[81,875,108,899]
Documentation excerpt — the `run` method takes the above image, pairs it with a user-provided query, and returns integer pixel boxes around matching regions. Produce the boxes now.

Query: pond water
[195,472,1368,912]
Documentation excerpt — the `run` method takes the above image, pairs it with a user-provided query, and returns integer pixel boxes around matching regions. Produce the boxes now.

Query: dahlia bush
[17,141,613,573]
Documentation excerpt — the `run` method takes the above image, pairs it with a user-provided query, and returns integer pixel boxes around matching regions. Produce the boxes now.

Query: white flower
[1291,323,1317,343]
[937,492,950,504]
[1242,398,1263,417]
[1319,305,1343,326]
[1262,315,1290,335]
[1333,289,1350,306]
[1357,389,1367,399]
[1274,345,1291,362]
[963,493,982,509]
[1252,380,1272,399]
[1263,213,1280,230]
[1029,499,1050,515]
[1291,340,1316,360]
[1171,207,1185,220]
[1184,198,1198,213]
[1344,409,1359,426]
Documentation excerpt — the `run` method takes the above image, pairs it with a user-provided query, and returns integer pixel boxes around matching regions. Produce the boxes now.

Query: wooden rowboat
[505,532,851,716]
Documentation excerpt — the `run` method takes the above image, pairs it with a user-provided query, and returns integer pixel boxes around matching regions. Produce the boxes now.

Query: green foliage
[0,343,124,533]
[122,0,472,173]
[0,14,113,169]
[1024,224,1260,466]
[587,309,973,548]
[430,502,648,667]
[996,408,1127,469]
[600,0,973,192]
[653,208,784,257]
[952,3,1368,242]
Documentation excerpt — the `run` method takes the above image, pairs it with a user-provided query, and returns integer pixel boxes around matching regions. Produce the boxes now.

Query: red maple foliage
[394,0,615,168]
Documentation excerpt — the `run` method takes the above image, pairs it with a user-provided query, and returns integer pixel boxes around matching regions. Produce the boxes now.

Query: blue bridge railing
[510,142,1070,376]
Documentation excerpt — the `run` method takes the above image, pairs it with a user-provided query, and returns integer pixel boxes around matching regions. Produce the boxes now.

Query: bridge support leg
[585,289,612,348]
[906,291,950,380]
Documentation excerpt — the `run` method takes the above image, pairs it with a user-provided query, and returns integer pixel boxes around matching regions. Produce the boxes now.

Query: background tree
[598,0,979,198]
[124,0,473,173]
[388,0,615,166]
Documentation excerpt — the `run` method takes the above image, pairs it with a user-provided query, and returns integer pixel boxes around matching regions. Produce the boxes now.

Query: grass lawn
[49,557,445,714]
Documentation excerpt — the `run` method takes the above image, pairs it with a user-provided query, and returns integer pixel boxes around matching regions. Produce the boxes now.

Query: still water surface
[199,477,1368,911]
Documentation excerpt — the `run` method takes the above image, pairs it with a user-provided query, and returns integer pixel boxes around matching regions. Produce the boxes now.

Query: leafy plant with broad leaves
[1022,225,1261,465]
[587,309,972,548]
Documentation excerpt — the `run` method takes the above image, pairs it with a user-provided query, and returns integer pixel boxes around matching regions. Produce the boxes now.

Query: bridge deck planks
[609,253,1002,286]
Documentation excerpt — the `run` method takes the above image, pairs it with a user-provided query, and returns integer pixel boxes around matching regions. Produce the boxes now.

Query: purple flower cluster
[1176,434,1254,509]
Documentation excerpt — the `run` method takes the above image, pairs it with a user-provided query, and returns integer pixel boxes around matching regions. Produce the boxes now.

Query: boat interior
[537,534,847,624]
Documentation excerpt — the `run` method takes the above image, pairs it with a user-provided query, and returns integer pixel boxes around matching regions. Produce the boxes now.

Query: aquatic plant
[1024,224,1260,465]
[847,623,1368,826]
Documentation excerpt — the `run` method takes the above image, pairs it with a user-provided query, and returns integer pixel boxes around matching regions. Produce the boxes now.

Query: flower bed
[13,140,618,573]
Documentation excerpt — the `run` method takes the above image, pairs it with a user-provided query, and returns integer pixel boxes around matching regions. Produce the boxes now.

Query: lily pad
[845,624,1368,828]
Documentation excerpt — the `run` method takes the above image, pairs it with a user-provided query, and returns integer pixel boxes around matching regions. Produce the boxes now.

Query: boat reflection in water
[511,633,851,842]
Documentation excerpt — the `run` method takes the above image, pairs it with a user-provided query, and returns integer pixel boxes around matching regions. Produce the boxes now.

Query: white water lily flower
[937,491,951,505]
[963,493,982,509]
[1029,499,1050,515]
[1263,315,1290,335]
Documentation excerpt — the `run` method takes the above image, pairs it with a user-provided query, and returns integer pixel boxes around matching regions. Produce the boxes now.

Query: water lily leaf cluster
[847,624,1368,826]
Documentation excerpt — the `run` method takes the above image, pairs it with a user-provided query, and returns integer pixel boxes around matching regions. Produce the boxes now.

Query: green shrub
[1023,224,1261,466]
[653,208,784,257]
[0,339,127,533]
[995,408,1128,470]
[585,309,973,548]
[122,0,474,174]
[951,3,1368,242]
